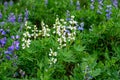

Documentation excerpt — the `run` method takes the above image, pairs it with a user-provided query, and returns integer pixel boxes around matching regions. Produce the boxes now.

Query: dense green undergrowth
[0,0,120,80]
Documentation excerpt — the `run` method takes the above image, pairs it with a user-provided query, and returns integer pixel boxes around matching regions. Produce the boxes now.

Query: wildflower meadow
[0,0,120,80]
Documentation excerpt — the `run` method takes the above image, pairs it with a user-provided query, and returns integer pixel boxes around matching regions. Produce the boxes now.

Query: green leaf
[91,68,101,77]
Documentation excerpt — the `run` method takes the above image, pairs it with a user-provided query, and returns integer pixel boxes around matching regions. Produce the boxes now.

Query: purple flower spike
[66,10,71,21]
[113,0,118,8]
[25,9,29,20]
[0,11,2,19]
[9,0,14,6]
[106,5,112,20]
[76,0,80,10]
[97,0,103,14]
[4,1,8,7]
[8,40,20,51]
[13,41,20,50]
[90,0,95,10]
[8,13,16,23]
[18,14,22,22]
[19,24,23,31]
[0,37,7,47]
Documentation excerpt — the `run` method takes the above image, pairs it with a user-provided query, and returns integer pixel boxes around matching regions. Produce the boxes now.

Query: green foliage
[0,0,120,80]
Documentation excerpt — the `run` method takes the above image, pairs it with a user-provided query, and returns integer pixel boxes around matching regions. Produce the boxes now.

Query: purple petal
[1,30,6,35]
[65,29,70,33]
[106,9,109,12]
[66,18,71,21]
[13,41,20,50]
[6,55,11,60]
[8,45,14,51]
[11,36,15,39]
[90,4,94,10]
[78,26,84,31]
[91,0,94,2]
[16,35,20,39]
[0,29,6,35]
[4,51,12,55]
[0,29,3,32]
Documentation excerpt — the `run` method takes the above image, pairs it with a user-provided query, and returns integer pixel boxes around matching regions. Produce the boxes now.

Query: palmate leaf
[63,53,76,63]
[59,49,76,63]
[91,68,101,77]
[105,57,118,69]
[113,46,120,58]
[73,44,85,52]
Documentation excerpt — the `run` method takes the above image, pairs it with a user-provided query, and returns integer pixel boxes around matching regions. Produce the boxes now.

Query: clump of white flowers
[22,21,51,49]
[39,21,50,37]
[53,18,66,49]
[53,16,77,49]
[22,21,31,49]
[49,48,57,65]
[21,16,78,50]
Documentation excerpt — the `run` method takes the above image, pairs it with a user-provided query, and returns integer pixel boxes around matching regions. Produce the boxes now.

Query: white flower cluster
[22,21,51,49]
[53,16,77,49]
[31,25,39,39]
[39,21,50,37]
[31,21,50,39]
[49,48,57,65]
[22,21,31,49]
[68,16,77,41]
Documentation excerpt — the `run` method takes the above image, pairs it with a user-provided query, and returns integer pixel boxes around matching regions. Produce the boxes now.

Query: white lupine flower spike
[49,48,57,66]
[52,16,77,49]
